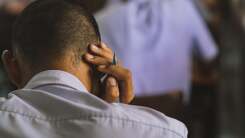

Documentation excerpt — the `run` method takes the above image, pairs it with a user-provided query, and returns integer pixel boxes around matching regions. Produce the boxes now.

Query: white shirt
[95,0,218,100]
[0,70,187,138]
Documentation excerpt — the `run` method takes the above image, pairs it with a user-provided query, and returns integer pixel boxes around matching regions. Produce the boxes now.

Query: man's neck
[21,62,93,93]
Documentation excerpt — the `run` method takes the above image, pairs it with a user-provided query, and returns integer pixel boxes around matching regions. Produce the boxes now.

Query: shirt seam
[0,109,184,137]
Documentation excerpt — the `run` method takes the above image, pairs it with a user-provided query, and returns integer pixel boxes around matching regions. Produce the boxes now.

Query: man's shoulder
[0,88,110,119]
[111,103,188,137]
[0,89,187,137]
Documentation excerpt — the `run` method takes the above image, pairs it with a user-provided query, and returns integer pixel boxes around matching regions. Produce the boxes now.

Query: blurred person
[190,0,221,137]
[217,0,245,137]
[0,0,187,137]
[95,0,218,118]
[0,3,20,97]
[0,0,33,97]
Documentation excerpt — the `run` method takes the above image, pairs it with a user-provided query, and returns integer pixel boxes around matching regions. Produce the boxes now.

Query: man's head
[2,0,101,89]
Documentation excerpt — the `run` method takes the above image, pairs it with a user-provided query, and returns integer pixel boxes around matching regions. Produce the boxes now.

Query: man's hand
[84,43,134,104]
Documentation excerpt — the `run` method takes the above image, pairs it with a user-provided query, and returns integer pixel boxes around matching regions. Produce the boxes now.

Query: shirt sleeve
[188,0,218,61]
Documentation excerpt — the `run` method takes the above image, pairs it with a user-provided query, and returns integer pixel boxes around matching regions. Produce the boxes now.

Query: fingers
[85,42,135,104]
[85,43,122,66]
[97,65,131,81]
[89,43,113,60]
[84,53,112,65]
[103,77,120,103]
[97,65,134,103]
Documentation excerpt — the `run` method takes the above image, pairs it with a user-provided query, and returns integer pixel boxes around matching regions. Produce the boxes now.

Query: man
[0,0,187,137]
[96,0,218,117]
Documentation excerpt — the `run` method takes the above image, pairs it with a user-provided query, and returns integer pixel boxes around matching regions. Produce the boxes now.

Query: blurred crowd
[0,0,244,138]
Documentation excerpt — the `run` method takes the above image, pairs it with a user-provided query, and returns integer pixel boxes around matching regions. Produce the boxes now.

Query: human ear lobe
[1,50,22,88]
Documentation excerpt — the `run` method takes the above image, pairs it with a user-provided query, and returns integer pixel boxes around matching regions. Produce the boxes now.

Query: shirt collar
[24,70,89,92]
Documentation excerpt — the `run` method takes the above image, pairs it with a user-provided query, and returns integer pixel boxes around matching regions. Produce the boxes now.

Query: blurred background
[0,0,244,138]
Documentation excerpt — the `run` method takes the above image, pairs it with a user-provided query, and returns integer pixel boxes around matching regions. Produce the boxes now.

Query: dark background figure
[0,0,32,97]
[217,0,245,137]
[189,0,245,138]
[189,0,221,138]
[0,8,18,97]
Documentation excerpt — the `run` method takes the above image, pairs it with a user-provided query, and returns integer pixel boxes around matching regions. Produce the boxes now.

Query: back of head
[13,0,101,68]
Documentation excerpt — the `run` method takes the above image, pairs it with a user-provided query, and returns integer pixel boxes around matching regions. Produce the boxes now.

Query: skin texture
[1,42,134,103]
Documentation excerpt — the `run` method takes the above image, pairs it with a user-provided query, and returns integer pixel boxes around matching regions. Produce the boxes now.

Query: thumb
[103,77,119,103]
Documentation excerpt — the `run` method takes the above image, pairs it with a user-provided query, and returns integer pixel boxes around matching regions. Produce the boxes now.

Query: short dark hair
[13,0,101,67]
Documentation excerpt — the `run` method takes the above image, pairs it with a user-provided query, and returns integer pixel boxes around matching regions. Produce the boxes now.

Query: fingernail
[108,78,117,86]
[91,45,99,51]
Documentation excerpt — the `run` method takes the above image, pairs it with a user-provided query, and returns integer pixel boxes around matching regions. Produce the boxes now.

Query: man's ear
[1,50,22,88]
